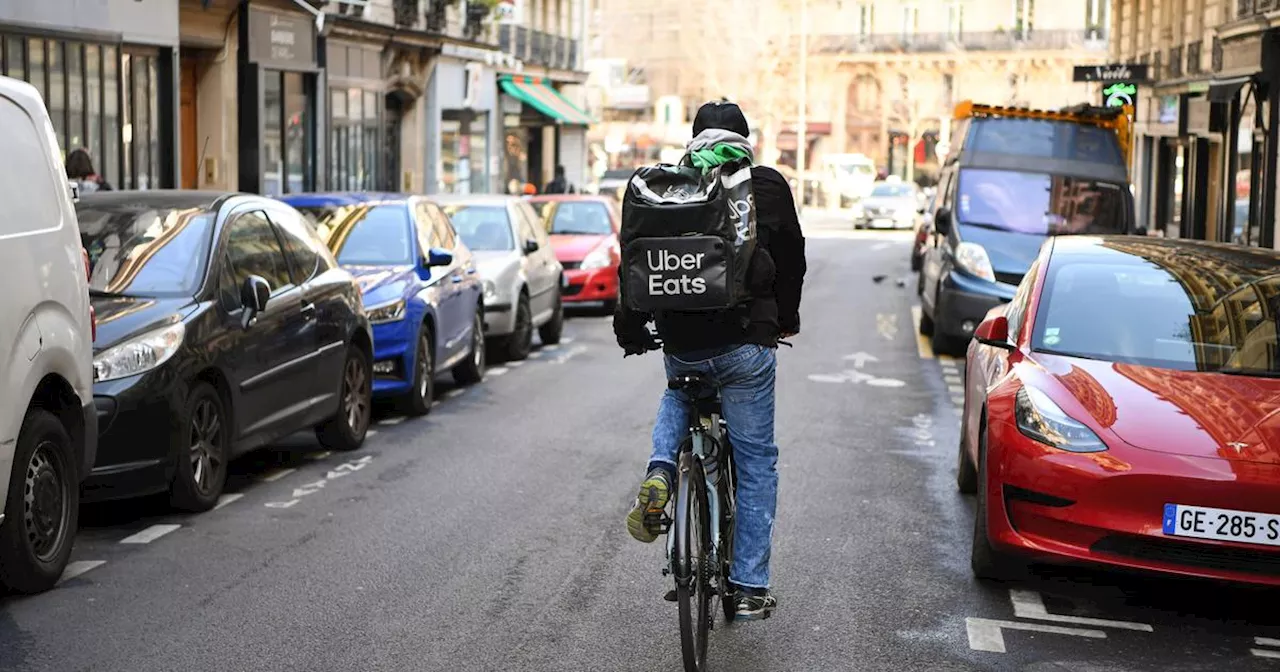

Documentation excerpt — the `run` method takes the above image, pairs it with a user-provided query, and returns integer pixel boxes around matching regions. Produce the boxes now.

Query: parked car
[596,169,633,202]
[910,188,939,272]
[853,180,923,229]
[0,76,96,593]
[78,191,373,512]
[961,235,1280,585]
[528,195,620,311]
[434,195,564,361]
[279,193,486,414]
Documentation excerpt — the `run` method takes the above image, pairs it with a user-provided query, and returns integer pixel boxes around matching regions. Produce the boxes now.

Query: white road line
[947,385,964,394]
[213,493,243,510]
[1009,590,1153,631]
[260,467,297,483]
[870,242,891,251]
[938,354,962,364]
[552,345,588,364]
[379,416,406,426]
[508,360,525,367]
[489,366,509,376]
[1252,649,1280,659]
[366,429,379,437]
[966,617,1105,653]
[542,344,560,351]
[562,337,575,344]
[120,524,181,545]
[58,560,105,584]
[528,351,543,358]
[306,451,333,461]
[1256,637,1280,647]
[445,388,466,399]
[944,374,963,384]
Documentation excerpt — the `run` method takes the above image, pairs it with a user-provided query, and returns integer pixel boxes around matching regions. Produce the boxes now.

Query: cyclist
[615,100,806,621]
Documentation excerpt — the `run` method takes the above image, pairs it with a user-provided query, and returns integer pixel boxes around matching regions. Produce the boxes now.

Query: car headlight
[580,240,617,270]
[483,279,498,303]
[1015,385,1106,452]
[955,241,996,282]
[366,299,407,324]
[93,322,185,383]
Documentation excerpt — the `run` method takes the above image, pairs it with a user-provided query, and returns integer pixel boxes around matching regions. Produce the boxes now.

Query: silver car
[435,195,564,361]
[853,180,924,230]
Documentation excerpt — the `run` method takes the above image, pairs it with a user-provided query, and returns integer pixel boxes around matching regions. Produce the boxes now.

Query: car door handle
[466,267,477,274]
[300,302,316,320]
[451,274,463,283]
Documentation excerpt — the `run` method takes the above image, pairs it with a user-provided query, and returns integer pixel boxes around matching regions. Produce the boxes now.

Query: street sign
[1103,81,1138,108]
[1073,64,1150,83]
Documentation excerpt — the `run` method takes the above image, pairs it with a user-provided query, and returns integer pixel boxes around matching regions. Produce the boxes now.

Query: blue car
[278,193,486,415]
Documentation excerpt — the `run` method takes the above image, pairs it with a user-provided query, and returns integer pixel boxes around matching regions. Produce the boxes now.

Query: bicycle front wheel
[674,454,712,672]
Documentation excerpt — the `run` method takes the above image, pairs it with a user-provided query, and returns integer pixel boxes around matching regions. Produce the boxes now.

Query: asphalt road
[4,211,1280,672]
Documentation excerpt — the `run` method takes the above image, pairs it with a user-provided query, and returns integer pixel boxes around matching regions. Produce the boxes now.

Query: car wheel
[401,329,435,417]
[918,295,935,336]
[956,430,978,495]
[0,409,78,594]
[318,345,372,451]
[538,289,564,346]
[453,311,486,386]
[931,325,965,357]
[170,383,230,513]
[503,293,534,361]
[971,413,1020,581]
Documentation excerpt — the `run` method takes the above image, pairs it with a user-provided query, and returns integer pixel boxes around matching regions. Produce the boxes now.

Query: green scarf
[688,143,752,172]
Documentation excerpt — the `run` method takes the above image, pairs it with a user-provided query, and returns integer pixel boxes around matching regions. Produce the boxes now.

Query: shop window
[67,43,83,153]
[121,53,133,187]
[3,36,24,78]
[27,40,45,114]
[443,110,488,194]
[86,45,100,168]
[103,45,120,189]
[329,85,380,191]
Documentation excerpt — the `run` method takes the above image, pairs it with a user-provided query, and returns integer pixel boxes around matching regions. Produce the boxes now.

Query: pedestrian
[614,100,807,622]
[65,148,112,194]
[543,165,575,194]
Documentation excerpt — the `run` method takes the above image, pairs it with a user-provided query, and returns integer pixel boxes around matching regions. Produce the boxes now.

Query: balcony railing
[1237,0,1279,20]
[811,28,1108,54]
[1168,45,1183,78]
[1186,40,1202,74]
[498,25,579,69]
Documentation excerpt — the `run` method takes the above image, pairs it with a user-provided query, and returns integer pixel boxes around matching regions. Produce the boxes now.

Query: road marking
[306,451,333,461]
[120,524,181,545]
[876,313,898,341]
[843,352,879,367]
[542,344,560,351]
[445,388,466,399]
[911,306,933,359]
[58,560,105,584]
[867,377,907,388]
[948,385,965,395]
[808,370,905,387]
[528,351,543,359]
[1256,637,1280,647]
[489,366,509,376]
[870,242,891,251]
[379,416,406,426]
[944,374,963,384]
[1252,649,1280,659]
[562,337,575,344]
[552,345,588,364]
[508,360,525,367]
[266,456,375,509]
[260,467,296,483]
[265,499,300,509]
[966,617,1105,653]
[367,429,379,437]
[1009,590,1153,631]
[938,354,962,365]
[213,493,243,510]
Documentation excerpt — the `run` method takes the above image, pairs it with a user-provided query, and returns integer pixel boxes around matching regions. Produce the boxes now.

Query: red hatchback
[961,235,1280,586]
[529,195,621,309]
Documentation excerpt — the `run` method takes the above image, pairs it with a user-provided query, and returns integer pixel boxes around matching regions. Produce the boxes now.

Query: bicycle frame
[666,402,731,587]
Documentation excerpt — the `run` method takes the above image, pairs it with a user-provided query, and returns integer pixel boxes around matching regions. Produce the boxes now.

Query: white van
[0,76,96,593]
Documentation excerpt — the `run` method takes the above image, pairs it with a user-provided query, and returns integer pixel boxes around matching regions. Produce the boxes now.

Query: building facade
[1,0,590,197]
[1111,0,1279,249]
[587,0,1110,189]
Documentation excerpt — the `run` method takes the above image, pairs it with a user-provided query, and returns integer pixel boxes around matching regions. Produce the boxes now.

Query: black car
[78,191,374,511]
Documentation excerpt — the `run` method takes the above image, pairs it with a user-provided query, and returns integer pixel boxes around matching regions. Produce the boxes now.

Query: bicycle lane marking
[264,455,375,509]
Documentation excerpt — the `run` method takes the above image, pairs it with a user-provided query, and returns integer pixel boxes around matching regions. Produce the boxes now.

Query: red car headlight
[1015,385,1107,452]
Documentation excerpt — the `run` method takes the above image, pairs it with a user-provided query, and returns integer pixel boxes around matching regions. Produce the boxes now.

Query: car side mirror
[240,275,271,329]
[934,207,952,236]
[523,239,539,254]
[426,247,454,267]
[974,315,1013,350]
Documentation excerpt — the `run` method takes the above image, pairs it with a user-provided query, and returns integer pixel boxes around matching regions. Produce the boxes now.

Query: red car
[528,195,621,310]
[961,235,1280,586]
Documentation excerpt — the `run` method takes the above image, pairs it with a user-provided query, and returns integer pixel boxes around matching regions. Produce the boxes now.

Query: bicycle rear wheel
[674,453,712,672]
[718,443,737,624]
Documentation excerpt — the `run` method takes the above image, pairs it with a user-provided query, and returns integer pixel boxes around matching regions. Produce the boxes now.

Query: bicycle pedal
[663,589,678,602]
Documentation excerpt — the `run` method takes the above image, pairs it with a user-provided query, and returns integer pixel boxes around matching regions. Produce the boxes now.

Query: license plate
[1162,503,1280,547]
[561,275,570,287]
[872,218,894,228]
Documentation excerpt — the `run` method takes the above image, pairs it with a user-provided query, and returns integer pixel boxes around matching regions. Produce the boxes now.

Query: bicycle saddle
[667,374,717,400]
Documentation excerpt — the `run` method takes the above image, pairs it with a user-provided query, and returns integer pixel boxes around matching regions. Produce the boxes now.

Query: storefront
[0,0,179,189]
[325,40,385,191]
[1138,93,1185,238]
[498,74,591,193]
[238,4,321,196]
[426,45,501,195]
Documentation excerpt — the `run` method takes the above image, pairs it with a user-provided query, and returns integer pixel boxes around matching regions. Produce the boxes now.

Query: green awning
[499,75,593,126]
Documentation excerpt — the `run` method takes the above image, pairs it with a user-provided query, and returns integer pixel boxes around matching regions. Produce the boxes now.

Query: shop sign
[1103,82,1138,108]
[1073,63,1150,83]
[247,7,317,70]
[443,43,499,63]
[1220,35,1262,75]
[1157,95,1179,125]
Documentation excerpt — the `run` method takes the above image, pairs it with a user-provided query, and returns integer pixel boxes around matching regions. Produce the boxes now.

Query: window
[445,205,515,251]
[225,211,294,293]
[427,204,458,249]
[1085,0,1108,35]
[3,36,24,78]
[103,45,119,189]
[412,203,435,254]
[263,70,315,195]
[328,44,384,192]
[956,169,1129,236]
[78,207,215,297]
[968,118,1124,165]
[518,203,550,247]
[1013,0,1035,37]
[321,205,414,266]
[266,207,323,283]
[1005,260,1040,342]
[542,201,614,235]
[0,94,62,237]
[947,3,964,39]
[900,5,918,39]
[121,51,160,189]
[857,2,875,37]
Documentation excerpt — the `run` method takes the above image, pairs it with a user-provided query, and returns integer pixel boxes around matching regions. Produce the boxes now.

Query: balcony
[498,25,580,70]
[811,28,1109,54]
[1237,0,1280,20]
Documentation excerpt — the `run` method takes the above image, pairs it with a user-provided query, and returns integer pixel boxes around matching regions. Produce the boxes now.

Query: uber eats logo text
[647,250,708,295]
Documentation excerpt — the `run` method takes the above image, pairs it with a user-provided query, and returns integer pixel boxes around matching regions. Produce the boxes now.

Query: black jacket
[613,165,806,354]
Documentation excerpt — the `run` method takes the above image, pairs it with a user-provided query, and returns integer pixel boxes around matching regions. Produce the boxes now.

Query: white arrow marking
[260,467,296,483]
[965,617,1105,653]
[292,480,328,498]
[808,373,848,383]
[265,499,300,508]
[1010,590,1153,631]
[843,352,880,368]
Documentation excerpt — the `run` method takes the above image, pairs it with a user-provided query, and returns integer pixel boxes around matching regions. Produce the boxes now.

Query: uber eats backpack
[619,156,757,313]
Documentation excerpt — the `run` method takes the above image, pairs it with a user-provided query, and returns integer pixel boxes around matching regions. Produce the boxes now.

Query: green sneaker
[625,468,672,543]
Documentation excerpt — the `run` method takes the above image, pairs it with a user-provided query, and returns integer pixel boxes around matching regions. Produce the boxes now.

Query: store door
[180,58,199,189]
[262,70,316,196]
[527,128,544,192]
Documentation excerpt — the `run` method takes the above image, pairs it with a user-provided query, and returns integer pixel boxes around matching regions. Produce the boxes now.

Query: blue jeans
[650,344,779,590]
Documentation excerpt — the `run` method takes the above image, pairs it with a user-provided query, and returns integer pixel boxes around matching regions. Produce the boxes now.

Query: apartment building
[587,0,1109,184]
[1111,0,1278,250]
[0,0,590,196]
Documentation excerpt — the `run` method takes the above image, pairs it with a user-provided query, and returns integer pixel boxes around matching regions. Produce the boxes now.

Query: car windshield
[835,162,875,177]
[77,206,215,297]
[444,205,515,251]
[1032,250,1280,374]
[956,168,1129,235]
[870,183,914,198]
[539,201,613,235]
[969,118,1125,165]
[315,204,414,266]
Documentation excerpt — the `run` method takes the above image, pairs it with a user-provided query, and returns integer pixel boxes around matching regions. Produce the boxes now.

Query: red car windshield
[537,201,614,236]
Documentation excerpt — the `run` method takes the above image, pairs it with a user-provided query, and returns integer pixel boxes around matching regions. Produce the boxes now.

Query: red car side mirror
[974,315,1013,350]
